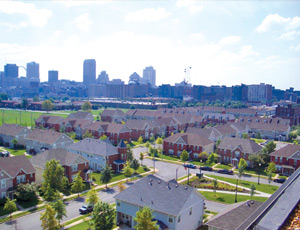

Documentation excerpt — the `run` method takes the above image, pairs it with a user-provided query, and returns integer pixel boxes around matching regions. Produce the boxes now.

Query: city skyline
[0,1,299,89]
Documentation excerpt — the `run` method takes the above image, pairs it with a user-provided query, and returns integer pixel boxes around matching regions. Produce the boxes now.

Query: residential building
[163,133,214,159]
[114,174,205,230]
[67,138,127,172]
[275,104,300,125]
[125,120,156,140]
[61,118,92,139]
[0,123,31,148]
[25,129,73,154]
[143,66,156,87]
[247,83,272,102]
[26,62,39,80]
[35,115,64,132]
[48,70,58,84]
[83,59,96,86]
[217,137,262,167]
[101,109,126,123]
[67,111,94,122]
[270,144,300,175]
[0,155,35,199]
[30,148,89,184]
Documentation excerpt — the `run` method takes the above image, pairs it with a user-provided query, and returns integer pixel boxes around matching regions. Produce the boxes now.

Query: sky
[0,0,300,90]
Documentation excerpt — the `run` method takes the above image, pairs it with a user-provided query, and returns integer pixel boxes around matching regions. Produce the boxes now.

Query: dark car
[217,169,234,175]
[79,205,93,214]
[183,163,197,169]
[273,178,286,184]
[0,151,10,157]
[200,166,212,171]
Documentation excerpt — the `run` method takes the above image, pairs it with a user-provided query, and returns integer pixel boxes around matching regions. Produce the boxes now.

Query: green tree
[86,185,100,207]
[81,101,92,111]
[249,152,265,169]
[150,136,155,142]
[4,198,17,220]
[92,202,116,230]
[15,182,38,201]
[238,158,248,170]
[213,179,218,196]
[207,153,215,165]
[66,131,76,140]
[145,141,150,149]
[138,136,143,144]
[238,166,244,181]
[180,150,189,161]
[263,141,276,155]
[33,95,40,102]
[127,146,134,162]
[52,198,67,225]
[42,100,54,113]
[40,204,59,230]
[250,184,256,199]
[118,182,126,192]
[100,134,108,140]
[156,137,163,145]
[242,133,249,139]
[21,98,29,109]
[83,131,93,139]
[199,152,209,161]
[268,172,273,187]
[71,172,84,197]
[134,206,159,230]
[41,159,65,201]
[255,132,262,139]
[11,138,18,150]
[267,162,276,173]
[139,152,144,165]
[61,176,70,195]
[123,161,133,182]
[100,166,112,188]
[130,158,140,173]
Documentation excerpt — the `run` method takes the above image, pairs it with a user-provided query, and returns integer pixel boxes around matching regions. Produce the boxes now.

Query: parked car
[0,151,10,157]
[217,169,234,175]
[273,178,286,184]
[183,163,197,169]
[79,205,93,214]
[200,166,212,171]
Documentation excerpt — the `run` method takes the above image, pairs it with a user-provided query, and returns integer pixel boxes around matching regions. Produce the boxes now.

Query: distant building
[83,59,96,86]
[247,83,272,102]
[97,71,109,84]
[108,79,124,85]
[48,70,58,83]
[275,104,300,125]
[143,66,156,87]
[4,64,18,78]
[26,62,40,80]
[128,72,140,85]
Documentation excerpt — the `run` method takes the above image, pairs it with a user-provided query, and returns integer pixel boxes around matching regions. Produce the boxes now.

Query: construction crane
[183,66,193,101]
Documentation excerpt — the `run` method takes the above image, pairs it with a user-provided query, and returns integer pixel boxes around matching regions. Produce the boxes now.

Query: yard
[215,164,232,170]
[0,147,31,159]
[17,199,42,209]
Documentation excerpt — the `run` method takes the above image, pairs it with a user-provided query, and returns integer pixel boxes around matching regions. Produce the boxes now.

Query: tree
[118,182,126,192]
[100,134,108,140]
[242,133,249,139]
[61,176,70,195]
[41,159,65,201]
[238,166,244,181]
[42,100,53,113]
[71,172,84,197]
[33,95,40,102]
[134,206,159,230]
[249,153,265,169]
[130,158,140,173]
[268,172,272,187]
[81,101,92,111]
[213,180,218,196]
[92,202,116,230]
[100,166,112,188]
[86,185,100,207]
[150,136,155,142]
[40,204,59,230]
[145,141,150,149]
[263,141,276,155]
[15,182,38,201]
[83,131,93,139]
[215,139,221,149]
[139,152,144,165]
[52,198,67,225]
[156,137,163,145]
[4,198,17,220]
[180,150,189,161]
[127,147,133,162]
[11,138,18,150]
[255,132,262,139]
[207,153,215,165]
[138,136,143,144]
[267,162,276,173]
[123,161,133,182]
[238,158,248,170]
[21,98,29,109]
[199,152,209,162]
[250,184,256,199]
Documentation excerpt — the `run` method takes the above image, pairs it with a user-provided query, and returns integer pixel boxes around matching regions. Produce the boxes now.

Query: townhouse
[67,111,94,121]
[35,115,64,132]
[202,113,235,125]
[125,120,155,140]
[61,118,92,139]
[101,109,126,123]
[0,123,31,148]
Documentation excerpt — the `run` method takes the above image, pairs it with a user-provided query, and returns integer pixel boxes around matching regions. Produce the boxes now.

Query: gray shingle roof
[164,133,213,147]
[0,123,28,136]
[26,129,72,145]
[67,138,118,157]
[218,137,262,154]
[67,111,93,120]
[114,175,204,216]
[270,144,300,158]
[0,155,35,177]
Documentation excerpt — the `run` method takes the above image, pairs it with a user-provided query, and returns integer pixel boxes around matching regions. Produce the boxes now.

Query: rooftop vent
[185,186,188,190]
[176,184,178,188]
[158,180,161,184]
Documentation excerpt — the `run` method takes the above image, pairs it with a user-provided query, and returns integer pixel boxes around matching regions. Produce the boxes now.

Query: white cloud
[257,14,300,32]
[0,1,52,27]
[56,0,111,7]
[290,43,300,51]
[190,33,204,40]
[278,31,300,40]
[219,36,241,45]
[125,8,170,23]
[239,45,259,58]
[75,13,93,32]
[176,0,203,14]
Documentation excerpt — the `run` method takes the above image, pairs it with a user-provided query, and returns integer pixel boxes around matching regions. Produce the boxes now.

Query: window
[275,156,278,162]
[168,215,174,223]
[178,215,181,223]
[189,207,192,216]
[294,160,297,166]
[1,180,6,188]
[117,200,120,207]
[280,157,283,163]
[17,175,26,184]
[30,173,33,178]
[1,192,6,199]
[71,164,78,172]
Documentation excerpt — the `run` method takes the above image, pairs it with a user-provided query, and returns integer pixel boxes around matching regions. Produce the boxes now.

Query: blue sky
[0,0,299,90]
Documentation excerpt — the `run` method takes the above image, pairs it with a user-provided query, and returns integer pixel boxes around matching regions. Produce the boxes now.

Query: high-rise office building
[48,70,58,83]
[4,64,18,78]
[83,59,96,86]
[97,71,109,84]
[26,62,40,80]
[143,66,156,87]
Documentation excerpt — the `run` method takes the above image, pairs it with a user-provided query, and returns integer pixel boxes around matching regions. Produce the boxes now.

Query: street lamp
[199,159,202,178]
[258,163,261,185]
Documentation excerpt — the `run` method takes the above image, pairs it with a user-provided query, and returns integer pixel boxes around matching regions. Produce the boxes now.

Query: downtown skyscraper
[83,59,96,86]
[143,66,156,87]
[26,62,40,80]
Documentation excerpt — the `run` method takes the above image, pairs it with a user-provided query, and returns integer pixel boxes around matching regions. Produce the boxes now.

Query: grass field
[207,175,279,194]
[215,164,232,170]
[199,191,268,204]
[251,138,266,144]
[234,168,276,177]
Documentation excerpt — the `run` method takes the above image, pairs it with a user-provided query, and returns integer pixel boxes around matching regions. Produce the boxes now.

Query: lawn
[215,164,232,170]
[91,166,147,185]
[251,138,266,144]
[199,191,268,204]
[0,205,11,217]
[0,147,32,159]
[234,168,276,177]
[207,175,279,194]
[67,221,90,230]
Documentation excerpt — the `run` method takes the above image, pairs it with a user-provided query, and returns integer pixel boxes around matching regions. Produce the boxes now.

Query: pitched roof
[67,111,93,120]
[218,137,262,154]
[117,139,127,148]
[30,148,88,168]
[26,129,72,145]
[35,115,63,124]
[62,118,92,128]
[270,144,300,158]
[114,175,204,216]
[101,109,125,117]
[164,133,213,147]
[67,138,118,157]
[106,123,131,134]
[0,123,28,136]
[206,200,263,230]
[125,120,149,130]
[0,155,35,177]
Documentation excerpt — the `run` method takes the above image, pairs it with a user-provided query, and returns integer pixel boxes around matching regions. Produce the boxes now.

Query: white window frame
[1,180,6,188]
[178,215,181,223]
[17,175,26,184]
[1,192,6,199]
[168,215,174,223]
[71,164,78,172]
